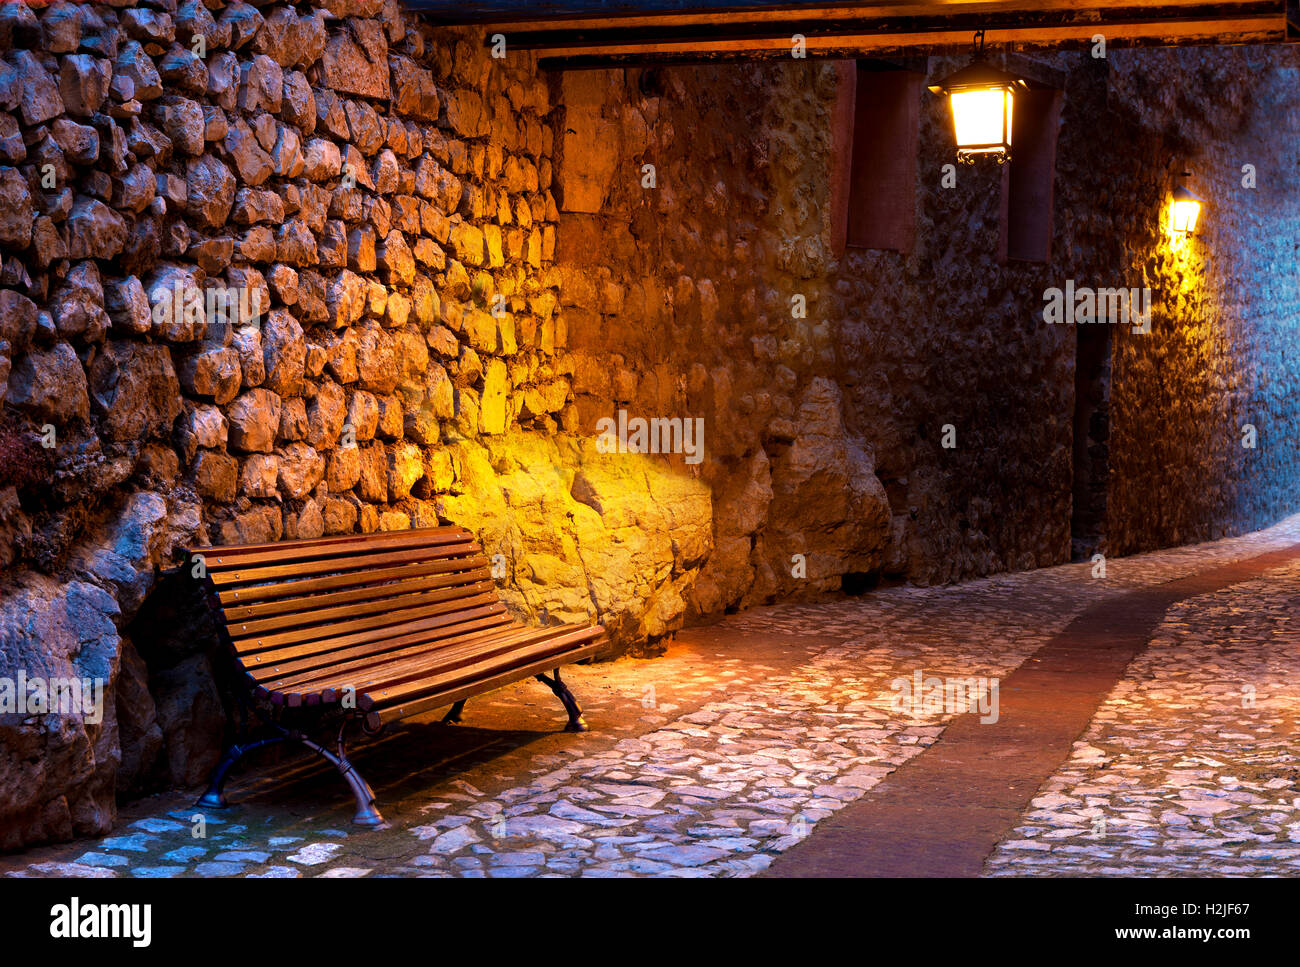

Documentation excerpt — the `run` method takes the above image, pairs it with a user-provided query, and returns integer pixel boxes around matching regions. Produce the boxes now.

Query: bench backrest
[187,526,511,700]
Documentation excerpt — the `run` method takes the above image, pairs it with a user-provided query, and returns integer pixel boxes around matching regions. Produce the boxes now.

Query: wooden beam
[411,0,1276,30]
[530,17,1284,69]
[407,1,1291,65]
[502,4,1283,48]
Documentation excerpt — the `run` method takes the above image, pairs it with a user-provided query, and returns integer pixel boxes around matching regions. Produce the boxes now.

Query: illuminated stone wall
[1102,46,1300,554]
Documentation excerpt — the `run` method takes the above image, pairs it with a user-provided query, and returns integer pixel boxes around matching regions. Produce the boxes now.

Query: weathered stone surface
[113,164,158,214]
[89,342,183,442]
[159,97,205,157]
[480,360,508,434]
[113,640,161,796]
[10,50,63,126]
[277,442,324,499]
[0,115,23,164]
[356,323,398,394]
[178,347,241,405]
[306,379,345,449]
[261,308,306,396]
[115,41,163,102]
[59,54,111,117]
[42,3,83,55]
[232,187,285,225]
[227,388,282,453]
[0,578,121,850]
[233,324,266,387]
[389,56,439,121]
[0,167,33,249]
[51,119,99,165]
[51,262,110,343]
[275,218,316,267]
[0,291,38,348]
[355,440,387,501]
[302,137,341,181]
[176,402,228,459]
[387,441,423,500]
[319,20,389,100]
[193,449,238,501]
[147,653,225,788]
[277,396,307,442]
[239,452,279,498]
[144,263,207,343]
[238,54,282,114]
[186,154,237,227]
[252,7,326,69]
[7,343,89,424]
[346,389,379,441]
[103,278,153,336]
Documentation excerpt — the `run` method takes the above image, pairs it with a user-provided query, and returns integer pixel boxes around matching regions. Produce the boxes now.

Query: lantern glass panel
[1171,198,1201,234]
[950,87,1012,155]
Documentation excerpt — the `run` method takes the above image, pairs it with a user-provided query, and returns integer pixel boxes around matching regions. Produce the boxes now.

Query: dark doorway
[1071,324,1112,561]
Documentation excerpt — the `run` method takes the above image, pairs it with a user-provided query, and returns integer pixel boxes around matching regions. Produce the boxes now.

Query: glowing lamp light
[928,31,1028,164]
[1170,183,1204,237]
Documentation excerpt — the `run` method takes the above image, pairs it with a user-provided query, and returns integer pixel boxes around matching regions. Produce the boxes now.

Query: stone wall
[1102,46,1300,554]
[0,0,717,848]
[1,0,1298,850]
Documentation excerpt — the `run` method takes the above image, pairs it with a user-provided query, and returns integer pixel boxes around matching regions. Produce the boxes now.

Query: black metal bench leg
[536,669,588,733]
[294,719,386,828]
[441,700,466,724]
[196,735,287,809]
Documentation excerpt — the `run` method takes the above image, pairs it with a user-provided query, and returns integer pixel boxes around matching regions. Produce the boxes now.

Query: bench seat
[185,525,605,824]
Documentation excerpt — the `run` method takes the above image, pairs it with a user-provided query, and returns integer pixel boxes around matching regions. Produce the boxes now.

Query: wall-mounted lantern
[1169,175,1205,238]
[928,30,1028,164]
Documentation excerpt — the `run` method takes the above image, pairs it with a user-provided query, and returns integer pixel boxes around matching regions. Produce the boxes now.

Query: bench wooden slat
[371,638,607,728]
[356,625,604,711]
[207,542,482,586]
[262,622,541,693]
[238,605,512,670]
[226,579,498,638]
[219,565,494,622]
[215,556,491,607]
[233,598,508,657]
[242,614,521,684]
[270,622,598,699]
[229,588,501,651]
[198,523,468,556]
[196,527,474,569]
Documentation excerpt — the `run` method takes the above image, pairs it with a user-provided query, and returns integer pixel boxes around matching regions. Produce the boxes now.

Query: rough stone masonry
[1,1,1298,851]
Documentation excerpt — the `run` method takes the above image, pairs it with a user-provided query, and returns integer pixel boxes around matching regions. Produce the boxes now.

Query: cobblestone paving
[6,515,1300,878]
[986,555,1300,877]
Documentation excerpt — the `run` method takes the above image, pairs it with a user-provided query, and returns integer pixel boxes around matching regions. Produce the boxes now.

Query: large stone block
[319,20,389,100]
[227,388,282,453]
[89,341,183,442]
[7,342,89,424]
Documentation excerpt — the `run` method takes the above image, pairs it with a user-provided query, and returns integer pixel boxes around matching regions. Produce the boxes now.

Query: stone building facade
[0,1,1297,848]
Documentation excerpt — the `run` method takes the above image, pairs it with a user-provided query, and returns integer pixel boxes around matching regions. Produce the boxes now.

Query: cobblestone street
[5,515,1300,879]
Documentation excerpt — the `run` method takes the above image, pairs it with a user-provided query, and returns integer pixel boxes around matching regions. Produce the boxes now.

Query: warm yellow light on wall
[928,31,1028,164]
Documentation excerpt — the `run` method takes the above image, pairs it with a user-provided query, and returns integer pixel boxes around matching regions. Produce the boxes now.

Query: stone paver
[3,514,1299,878]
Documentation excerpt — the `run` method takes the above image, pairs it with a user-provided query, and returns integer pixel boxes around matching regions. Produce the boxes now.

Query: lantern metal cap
[927,60,1030,96]
[1172,183,1205,205]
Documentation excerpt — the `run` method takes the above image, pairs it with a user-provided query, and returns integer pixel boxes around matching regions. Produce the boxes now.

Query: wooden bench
[183,525,607,826]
